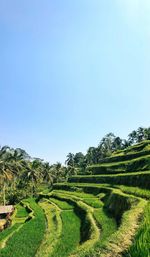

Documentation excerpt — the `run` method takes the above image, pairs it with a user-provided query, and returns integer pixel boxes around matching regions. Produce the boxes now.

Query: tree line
[0,147,68,205]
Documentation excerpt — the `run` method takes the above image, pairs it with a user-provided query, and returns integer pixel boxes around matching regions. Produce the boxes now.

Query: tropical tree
[0,161,14,205]
[86,147,99,165]
[65,153,75,167]
[42,162,53,185]
[128,130,137,145]
[22,160,41,196]
[136,127,145,143]
[144,127,150,140]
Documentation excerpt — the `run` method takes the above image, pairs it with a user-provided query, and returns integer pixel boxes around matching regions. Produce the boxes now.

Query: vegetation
[0,199,46,257]
[35,200,62,257]
[124,202,150,257]
[68,171,150,189]
[0,127,150,257]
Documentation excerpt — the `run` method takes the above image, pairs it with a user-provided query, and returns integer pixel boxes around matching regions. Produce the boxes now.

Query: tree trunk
[3,182,6,206]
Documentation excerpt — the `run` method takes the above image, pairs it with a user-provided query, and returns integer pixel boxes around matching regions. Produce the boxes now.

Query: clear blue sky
[0,0,150,163]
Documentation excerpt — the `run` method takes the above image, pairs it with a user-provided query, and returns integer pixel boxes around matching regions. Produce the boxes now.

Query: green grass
[0,202,31,249]
[93,208,117,246]
[52,189,96,199]
[48,196,74,210]
[81,198,103,208]
[124,202,150,257]
[98,195,147,257]
[0,224,21,249]
[114,185,150,200]
[48,192,100,252]
[87,155,150,175]
[68,171,150,189]
[46,198,81,257]
[15,204,29,218]
[54,182,150,200]
[52,190,103,208]
[36,200,62,257]
[97,141,150,164]
[0,198,46,257]
[69,200,100,257]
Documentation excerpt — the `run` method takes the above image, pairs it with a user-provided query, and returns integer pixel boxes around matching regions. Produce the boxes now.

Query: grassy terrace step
[15,203,29,218]
[54,192,117,256]
[50,210,80,257]
[87,155,150,175]
[48,197,74,210]
[52,190,103,208]
[98,198,147,257]
[40,197,81,257]
[43,192,100,255]
[124,202,150,257]
[97,140,150,164]
[54,182,150,199]
[93,208,117,246]
[68,171,150,189]
[0,200,33,249]
[51,186,148,257]
[0,198,46,257]
[115,185,150,200]
[36,200,62,257]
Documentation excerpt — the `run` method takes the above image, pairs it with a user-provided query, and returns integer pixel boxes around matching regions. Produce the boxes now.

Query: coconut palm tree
[42,162,53,185]
[65,153,75,167]
[22,160,41,196]
[0,160,14,205]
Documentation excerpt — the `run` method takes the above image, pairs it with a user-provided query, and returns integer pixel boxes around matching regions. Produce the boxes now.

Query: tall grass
[124,202,150,257]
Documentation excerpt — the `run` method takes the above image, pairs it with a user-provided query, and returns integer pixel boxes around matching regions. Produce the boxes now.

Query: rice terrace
[0,128,150,257]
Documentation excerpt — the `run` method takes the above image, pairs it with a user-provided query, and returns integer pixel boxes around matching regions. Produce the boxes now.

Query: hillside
[0,141,150,257]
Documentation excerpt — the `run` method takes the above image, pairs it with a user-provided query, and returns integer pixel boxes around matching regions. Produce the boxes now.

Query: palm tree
[50,162,65,183]
[128,130,137,145]
[23,160,41,196]
[0,161,14,205]
[42,162,53,185]
[65,153,75,167]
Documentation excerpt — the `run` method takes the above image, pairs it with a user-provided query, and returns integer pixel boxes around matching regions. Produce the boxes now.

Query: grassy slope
[97,140,150,164]
[68,171,150,189]
[0,199,46,257]
[15,204,29,218]
[0,201,32,249]
[36,200,62,257]
[53,183,149,257]
[124,202,150,257]
[88,155,150,175]
[45,197,81,257]
[54,183,150,199]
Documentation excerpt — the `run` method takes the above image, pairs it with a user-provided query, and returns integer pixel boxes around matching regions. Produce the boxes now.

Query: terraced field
[0,141,150,257]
